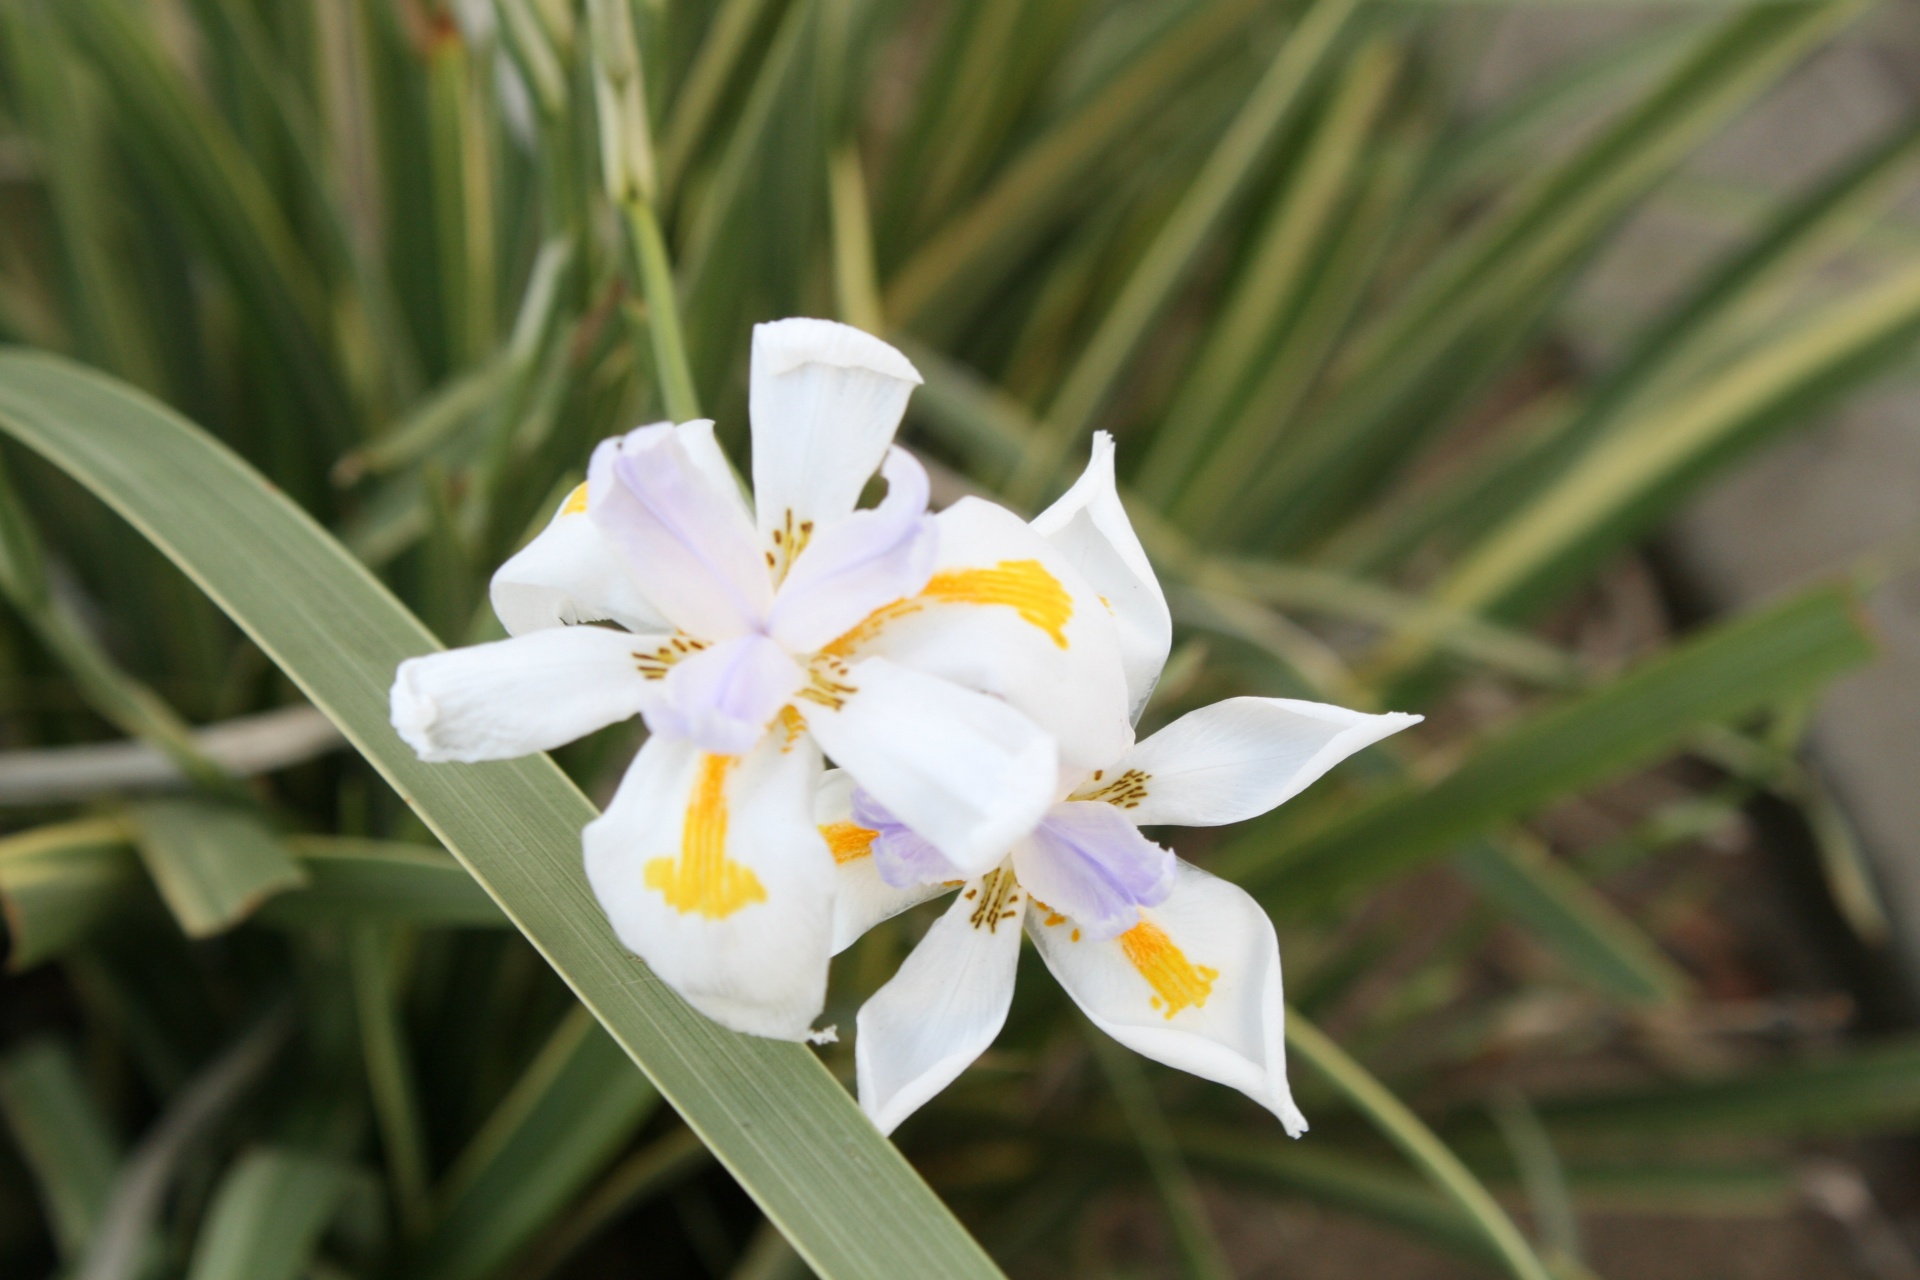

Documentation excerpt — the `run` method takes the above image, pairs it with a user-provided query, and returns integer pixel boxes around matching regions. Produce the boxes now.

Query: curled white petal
[1029,859,1305,1134]
[1031,432,1171,722]
[672,418,755,524]
[588,424,772,640]
[490,489,669,637]
[390,627,657,762]
[766,449,936,653]
[584,732,832,1040]
[798,656,1055,877]
[1108,697,1420,828]
[749,319,923,546]
[817,769,954,954]
[855,871,1023,1134]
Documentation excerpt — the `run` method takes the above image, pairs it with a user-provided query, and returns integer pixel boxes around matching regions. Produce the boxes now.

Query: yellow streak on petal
[820,598,922,658]
[923,560,1071,648]
[818,559,1074,659]
[560,482,589,516]
[1118,919,1218,1020]
[777,704,806,749]
[644,754,767,918]
[819,821,877,864]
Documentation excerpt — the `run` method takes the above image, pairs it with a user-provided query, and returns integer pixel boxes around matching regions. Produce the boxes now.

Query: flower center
[964,866,1022,932]
[1069,767,1150,809]
[766,508,815,587]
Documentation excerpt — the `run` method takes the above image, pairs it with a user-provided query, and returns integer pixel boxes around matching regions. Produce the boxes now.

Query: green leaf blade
[0,349,1003,1280]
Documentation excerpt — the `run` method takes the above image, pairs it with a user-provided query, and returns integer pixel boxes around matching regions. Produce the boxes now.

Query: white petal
[588,423,772,640]
[749,319,923,546]
[816,769,954,954]
[584,732,832,1040]
[1029,859,1305,1134]
[1100,697,1420,828]
[830,496,1134,774]
[672,418,755,525]
[390,627,658,762]
[855,868,1024,1134]
[798,656,1055,877]
[1031,432,1171,722]
[766,449,936,653]
[642,633,804,756]
[490,485,670,637]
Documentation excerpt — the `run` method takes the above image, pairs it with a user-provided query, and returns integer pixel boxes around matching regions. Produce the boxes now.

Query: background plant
[0,0,1916,1277]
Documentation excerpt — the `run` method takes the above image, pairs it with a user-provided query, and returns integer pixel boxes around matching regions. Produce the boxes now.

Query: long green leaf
[412,1006,658,1280]
[185,1148,356,1280]
[1287,1012,1552,1280]
[1088,1031,1233,1280]
[1227,582,1875,907]
[1452,1036,1920,1141]
[2,829,504,969]
[1427,255,1920,624]
[1005,0,1364,507]
[266,838,508,928]
[1146,38,1401,510]
[517,1127,714,1280]
[0,1038,121,1263]
[1455,835,1689,1006]
[1169,1123,1497,1262]
[0,819,141,970]
[882,0,1265,331]
[1247,2,1859,549]
[0,350,1003,1280]
[52,0,352,446]
[352,924,431,1238]
[128,798,307,938]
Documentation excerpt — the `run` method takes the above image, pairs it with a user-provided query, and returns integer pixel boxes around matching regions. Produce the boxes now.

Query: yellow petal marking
[820,821,877,864]
[819,598,922,659]
[820,559,1074,659]
[644,754,767,918]
[1071,767,1149,810]
[1118,919,1218,1020]
[922,560,1071,648]
[560,482,589,515]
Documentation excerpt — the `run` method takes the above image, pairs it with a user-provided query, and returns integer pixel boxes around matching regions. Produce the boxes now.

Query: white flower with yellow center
[390,320,1131,1041]
[820,434,1419,1133]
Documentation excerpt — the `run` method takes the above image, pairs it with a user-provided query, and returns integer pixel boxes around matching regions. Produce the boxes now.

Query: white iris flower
[390,320,1131,1041]
[822,433,1420,1134]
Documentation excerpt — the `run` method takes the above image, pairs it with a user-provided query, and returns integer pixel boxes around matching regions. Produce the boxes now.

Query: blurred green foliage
[0,0,1917,1276]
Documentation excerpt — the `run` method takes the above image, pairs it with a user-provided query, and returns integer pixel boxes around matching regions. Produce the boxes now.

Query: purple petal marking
[765,448,937,653]
[851,787,967,888]
[643,633,804,756]
[588,427,772,639]
[1013,800,1175,941]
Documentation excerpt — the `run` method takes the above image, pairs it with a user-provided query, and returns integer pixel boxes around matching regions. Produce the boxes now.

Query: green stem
[623,200,702,422]
[1286,1011,1553,1280]
[350,925,431,1240]
[1087,1030,1234,1280]
[828,144,884,333]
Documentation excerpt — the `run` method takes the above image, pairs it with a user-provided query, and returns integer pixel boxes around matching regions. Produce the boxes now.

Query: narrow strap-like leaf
[0,350,1005,1280]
